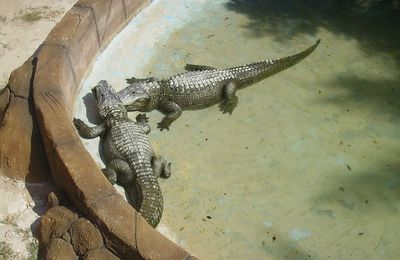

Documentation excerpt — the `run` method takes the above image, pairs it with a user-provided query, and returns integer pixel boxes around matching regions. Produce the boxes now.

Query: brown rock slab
[84,247,120,260]
[43,238,78,260]
[76,0,126,46]
[70,218,104,255]
[34,44,77,113]
[124,0,149,19]
[44,6,100,91]
[39,206,78,245]
[0,87,10,122]
[0,57,49,182]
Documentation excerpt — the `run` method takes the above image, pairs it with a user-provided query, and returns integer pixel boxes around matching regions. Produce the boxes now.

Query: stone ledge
[0,0,198,259]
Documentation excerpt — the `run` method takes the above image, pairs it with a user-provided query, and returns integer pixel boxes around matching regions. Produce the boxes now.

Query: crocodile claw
[219,102,235,115]
[157,120,171,131]
[73,118,85,129]
[126,77,137,84]
[136,113,149,123]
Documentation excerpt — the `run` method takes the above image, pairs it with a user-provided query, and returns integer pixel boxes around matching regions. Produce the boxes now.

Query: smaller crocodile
[73,80,171,227]
[118,39,320,130]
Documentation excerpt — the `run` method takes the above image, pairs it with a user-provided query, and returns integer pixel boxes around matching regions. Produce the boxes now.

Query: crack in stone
[41,92,56,113]
[122,0,127,19]
[101,0,113,43]
[8,88,28,100]
[71,10,82,41]
[38,43,78,90]
[75,4,101,48]
[0,87,11,126]
[45,91,63,108]
[0,54,38,124]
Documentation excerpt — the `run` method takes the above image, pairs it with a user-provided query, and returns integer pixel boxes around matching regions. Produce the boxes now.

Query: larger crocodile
[118,39,320,130]
[73,80,171,227]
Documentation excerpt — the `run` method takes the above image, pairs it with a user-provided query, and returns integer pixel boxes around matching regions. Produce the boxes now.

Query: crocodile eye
[131,91,136,94]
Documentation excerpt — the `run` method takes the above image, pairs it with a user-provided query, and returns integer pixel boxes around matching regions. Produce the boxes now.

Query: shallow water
[75,0,400,259]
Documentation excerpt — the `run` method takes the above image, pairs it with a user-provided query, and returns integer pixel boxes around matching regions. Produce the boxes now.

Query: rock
[62,231,72,243]
[39,206,78,245]
[0,57,49,182]
[69,218,104,255]
[43,238,78,260]
[47,192,60,207]
[84,247,120,260]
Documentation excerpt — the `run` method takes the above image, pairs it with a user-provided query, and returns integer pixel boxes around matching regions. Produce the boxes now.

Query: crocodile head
[92,80,127,119]
[117,83,150,111]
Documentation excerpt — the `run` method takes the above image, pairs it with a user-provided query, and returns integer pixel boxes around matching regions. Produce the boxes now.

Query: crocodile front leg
[219,81,239,114]
[152,155,171,178]
[158,101,182,131]
[73,118,106,139]
[135,113,151,134]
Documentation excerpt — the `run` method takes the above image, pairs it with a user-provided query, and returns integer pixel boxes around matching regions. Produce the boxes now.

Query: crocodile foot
[135,113,149,123]
[157,119,172,131]
[219,98,238,115]
[73,118,86,130]
[126,77,138,84]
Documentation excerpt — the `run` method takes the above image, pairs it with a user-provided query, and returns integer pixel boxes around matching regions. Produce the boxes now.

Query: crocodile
[118,39,320,130]
[73,80,171,227]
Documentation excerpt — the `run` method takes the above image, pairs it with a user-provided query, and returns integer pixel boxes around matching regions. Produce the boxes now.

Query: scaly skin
[73,80,171,228]
[118,39,320,130]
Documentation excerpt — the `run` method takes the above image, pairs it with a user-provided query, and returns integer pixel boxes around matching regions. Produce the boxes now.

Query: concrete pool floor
[75,0,400,259]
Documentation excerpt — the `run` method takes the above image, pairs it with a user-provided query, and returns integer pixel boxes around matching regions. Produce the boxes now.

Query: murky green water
[75,0,400,259]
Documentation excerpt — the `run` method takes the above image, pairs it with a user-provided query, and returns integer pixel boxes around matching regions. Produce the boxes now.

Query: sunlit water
[75,0,400,259]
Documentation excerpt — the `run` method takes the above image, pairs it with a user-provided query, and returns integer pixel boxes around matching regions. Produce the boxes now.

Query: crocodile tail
[233,39,320,88]
[133,167,164,228]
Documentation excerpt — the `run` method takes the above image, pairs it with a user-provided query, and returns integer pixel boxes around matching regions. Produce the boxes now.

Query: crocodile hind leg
[102,159,139,208]
[157,101,182,131]
[152,155,171,179]
[135,113,151,134]
[219,81,239,114]
[73,118,106,139]
[102,159,133,184]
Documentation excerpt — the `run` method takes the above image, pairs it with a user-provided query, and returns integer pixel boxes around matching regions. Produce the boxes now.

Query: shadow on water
[225,0,400,65]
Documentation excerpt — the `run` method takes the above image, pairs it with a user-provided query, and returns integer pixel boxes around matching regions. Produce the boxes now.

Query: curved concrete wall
[0,0,197,259]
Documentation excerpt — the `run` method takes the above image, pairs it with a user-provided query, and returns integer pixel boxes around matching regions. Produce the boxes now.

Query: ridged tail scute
[132,166,163,228]
[233,39,321,88]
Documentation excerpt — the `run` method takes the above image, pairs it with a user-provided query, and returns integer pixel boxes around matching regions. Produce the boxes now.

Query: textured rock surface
[0,57,49,182]
[39,206,78,245]
[84,247,120,260]
[70,218,104,255]
[43,238,78,260]
[39,202,119,259]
